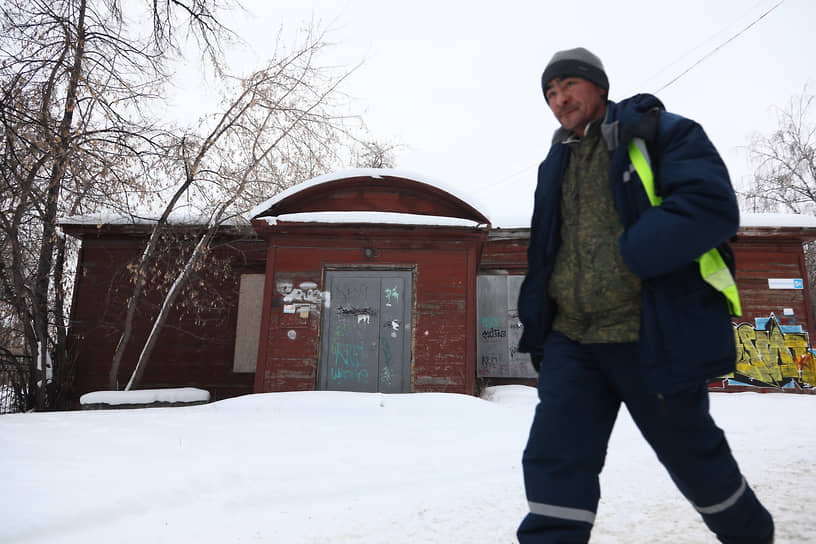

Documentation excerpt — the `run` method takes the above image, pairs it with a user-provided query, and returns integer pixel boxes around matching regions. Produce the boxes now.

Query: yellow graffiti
[732,317,816,387]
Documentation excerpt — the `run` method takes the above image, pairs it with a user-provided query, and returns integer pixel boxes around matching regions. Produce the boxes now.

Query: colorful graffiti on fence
[731,314,815,389]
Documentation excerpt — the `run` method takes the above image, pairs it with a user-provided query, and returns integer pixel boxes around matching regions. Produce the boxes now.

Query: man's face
[545,77,607,135]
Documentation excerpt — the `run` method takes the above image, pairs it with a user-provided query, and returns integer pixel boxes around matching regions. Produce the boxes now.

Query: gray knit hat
[541,47,609,101]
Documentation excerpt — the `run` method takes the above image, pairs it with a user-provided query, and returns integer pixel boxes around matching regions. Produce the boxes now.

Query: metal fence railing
[0,346,33,414]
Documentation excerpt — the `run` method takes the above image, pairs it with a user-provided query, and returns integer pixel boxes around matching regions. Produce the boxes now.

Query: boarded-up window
[233,274,265,373]
[477,275,535,378]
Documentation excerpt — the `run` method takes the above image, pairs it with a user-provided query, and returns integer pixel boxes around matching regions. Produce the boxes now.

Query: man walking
[516,47,774,543]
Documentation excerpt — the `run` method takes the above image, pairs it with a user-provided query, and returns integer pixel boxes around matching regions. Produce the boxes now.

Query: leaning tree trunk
[124,227,214,390]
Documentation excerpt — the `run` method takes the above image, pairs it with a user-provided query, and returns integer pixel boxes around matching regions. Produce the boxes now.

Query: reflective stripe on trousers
[527,501,596,525]
[693,477,747,515]
[526,478,746,527]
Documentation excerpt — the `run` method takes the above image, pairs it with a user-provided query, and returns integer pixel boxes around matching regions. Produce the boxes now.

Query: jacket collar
[551,104,609,146]
[551,94,665,151]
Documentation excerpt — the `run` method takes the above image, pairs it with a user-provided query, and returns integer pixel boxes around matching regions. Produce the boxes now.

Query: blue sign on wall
[767,278,804,290]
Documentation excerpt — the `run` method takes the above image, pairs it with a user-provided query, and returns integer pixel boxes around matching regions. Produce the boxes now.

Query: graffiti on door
[329,341,369,384]
[319,271,412,393]
[385,285,400,307]
[380,332,393,387]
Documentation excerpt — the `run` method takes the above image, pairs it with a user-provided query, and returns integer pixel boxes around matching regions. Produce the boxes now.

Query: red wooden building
[62,170,816,404]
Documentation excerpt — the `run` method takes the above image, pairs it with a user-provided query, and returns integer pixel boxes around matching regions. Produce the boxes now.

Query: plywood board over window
[477,275,535,378]
[233,274,266,373]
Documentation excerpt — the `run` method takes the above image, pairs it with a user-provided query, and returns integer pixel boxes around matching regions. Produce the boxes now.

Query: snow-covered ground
[1,386,813,543]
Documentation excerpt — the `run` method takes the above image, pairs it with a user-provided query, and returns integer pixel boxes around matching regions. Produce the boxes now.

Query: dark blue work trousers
[518,332,774,543]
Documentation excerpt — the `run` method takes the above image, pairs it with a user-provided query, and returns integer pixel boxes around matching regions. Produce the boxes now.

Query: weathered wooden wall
[65,225,816,402]
[253,225,486,395]
[480,230,814,339]
[733,238,814,338]
[66,227,265,404]
[479,228,816,391]
[63,170,816,402]
[479,229,529,274]
[727,236,816,390]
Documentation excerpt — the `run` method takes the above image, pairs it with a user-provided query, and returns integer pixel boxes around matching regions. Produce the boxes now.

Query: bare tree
[739,87,816,326]
[109,27,362,390]
[740,89,816,214]
[352,140,403,169]
[0,0,234,409]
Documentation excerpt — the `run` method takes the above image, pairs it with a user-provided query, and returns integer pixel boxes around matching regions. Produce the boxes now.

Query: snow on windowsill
[80,387,211,407]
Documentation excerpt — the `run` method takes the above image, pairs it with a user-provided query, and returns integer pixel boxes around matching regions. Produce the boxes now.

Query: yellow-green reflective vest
[627,138,742,317]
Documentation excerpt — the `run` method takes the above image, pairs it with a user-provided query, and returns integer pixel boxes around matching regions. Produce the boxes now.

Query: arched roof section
[250,168,491,226]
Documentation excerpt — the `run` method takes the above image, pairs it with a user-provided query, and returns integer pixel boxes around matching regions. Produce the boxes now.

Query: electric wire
[631,0,773,93]
[655,0,785,94]
[473,0,787,195]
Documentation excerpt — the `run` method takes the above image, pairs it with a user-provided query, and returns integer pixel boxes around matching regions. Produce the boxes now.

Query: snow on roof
[492,217,532,229]
[59,208,235,226]
[740,213,816,228]
[490,212,816,230]
[489,212,816,230]
[59,180,816,233]
[259,211,486,228]
[61,209,816,231]
[248,168,493,224]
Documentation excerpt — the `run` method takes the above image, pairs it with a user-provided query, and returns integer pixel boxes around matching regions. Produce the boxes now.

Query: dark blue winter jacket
[517,93,738,393]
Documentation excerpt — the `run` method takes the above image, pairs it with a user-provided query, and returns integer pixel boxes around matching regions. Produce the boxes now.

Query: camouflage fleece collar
[552,104,617,150]
[550,94,665,151]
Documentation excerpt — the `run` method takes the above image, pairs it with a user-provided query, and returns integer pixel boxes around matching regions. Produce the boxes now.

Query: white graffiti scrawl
[277,281,329,317]
[277,281,325,304]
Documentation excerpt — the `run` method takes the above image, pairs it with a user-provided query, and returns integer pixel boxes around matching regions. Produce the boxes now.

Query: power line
[475,0,786,195]
[655,0,786,94]
[631,0,772,93]
[472,160,539,194]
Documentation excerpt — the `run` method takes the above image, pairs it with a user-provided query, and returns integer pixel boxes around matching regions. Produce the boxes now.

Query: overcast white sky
[167,0,813,226]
